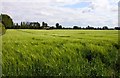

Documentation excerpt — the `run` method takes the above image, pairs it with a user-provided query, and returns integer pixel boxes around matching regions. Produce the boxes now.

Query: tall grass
[2,29,120,76]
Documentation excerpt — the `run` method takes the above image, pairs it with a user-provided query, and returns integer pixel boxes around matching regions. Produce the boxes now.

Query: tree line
[1,14,120,30]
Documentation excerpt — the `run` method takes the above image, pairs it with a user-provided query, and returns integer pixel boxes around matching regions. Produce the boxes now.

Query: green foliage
[0,14,13,28]
[2,30,119,77]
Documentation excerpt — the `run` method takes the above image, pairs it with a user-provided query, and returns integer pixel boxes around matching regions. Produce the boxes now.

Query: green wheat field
[2,29,120,76]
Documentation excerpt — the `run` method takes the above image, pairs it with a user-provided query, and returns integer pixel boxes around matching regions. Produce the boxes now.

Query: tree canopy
[0,14,13,28]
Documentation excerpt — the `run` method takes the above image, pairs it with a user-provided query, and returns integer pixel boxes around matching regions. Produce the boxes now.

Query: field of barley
[2,29,120,76]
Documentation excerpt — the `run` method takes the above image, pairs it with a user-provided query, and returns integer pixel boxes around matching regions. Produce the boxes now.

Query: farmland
[2,29,120,76]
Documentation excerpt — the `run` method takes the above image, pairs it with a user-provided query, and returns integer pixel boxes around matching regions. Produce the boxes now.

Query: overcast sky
[1,0,119,28]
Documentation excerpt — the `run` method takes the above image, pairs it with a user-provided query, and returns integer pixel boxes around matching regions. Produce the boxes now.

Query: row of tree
[73,26,120,30]
[1,14,120,30]
[12,22,120,30]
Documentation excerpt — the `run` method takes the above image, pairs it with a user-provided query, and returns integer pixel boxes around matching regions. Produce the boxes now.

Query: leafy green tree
[56,23,59,29]
[59,25,62,29]
[73,26,79,29]
[0,14,13,29]
[42,22,45,26]
[55,23,63,29]
[102,26,108,30]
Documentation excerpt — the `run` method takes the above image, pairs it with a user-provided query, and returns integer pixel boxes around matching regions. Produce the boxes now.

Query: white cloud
[1,0,119,27]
